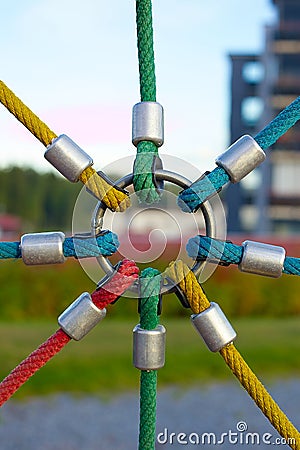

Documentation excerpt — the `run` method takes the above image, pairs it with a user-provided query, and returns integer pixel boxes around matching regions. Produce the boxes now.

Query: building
[227,0,300,235]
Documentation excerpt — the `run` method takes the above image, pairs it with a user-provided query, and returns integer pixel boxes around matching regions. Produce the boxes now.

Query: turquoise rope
[186,235,300,276]
[63,232,119,258]
[255,95,300,150]
[177,167,230,212]
[138,267,161,450]
[0,231,119,260]
[133,0,161,204]
[177,95,300,212]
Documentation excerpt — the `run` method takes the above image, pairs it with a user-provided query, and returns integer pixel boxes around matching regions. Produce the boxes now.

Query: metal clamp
[91,168,218,295]
[58,292,106,341]
[132,101,164,147]
[21,232,66,265]
[238,240,286,278]
[215,135,266,183]
[191,302,237,352]
[44,134,93,182]
[133,324,166,370]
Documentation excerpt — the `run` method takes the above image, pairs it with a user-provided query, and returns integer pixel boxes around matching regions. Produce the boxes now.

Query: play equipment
[0,1,300,448]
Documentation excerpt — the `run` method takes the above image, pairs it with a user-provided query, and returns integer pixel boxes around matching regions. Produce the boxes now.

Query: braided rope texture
[165,260,300,448]
[177,167,230,212]
[133,0,160,204]
[0,329,70,407]
[187,235,300,276]
[138,268,161,450]
[133,145,161,204]
[0,259,139,406]
[255,96,300,150]
[0,232,119,260]
[0,80,56,146]
[79,167,130,212]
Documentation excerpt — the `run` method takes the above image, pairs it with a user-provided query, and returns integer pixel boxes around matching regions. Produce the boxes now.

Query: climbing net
[1,1,300,449]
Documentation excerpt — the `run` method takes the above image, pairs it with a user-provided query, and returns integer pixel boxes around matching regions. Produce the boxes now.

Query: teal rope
[255,95,300,150]
[0,242,21,259]
[63,232,119,258]
[186,235,300,276]
[138,267,161,450]
[136,0,156,102]
[177,167,230,212]
[177,95,300,212]
[133,0,161,204]
[0,231,119,260]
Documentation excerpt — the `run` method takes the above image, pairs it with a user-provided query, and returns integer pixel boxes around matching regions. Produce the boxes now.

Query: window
[241,97,264,126]
[242,61,264,84]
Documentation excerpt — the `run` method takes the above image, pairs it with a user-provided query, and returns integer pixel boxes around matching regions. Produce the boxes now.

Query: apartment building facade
[227,0,300,234]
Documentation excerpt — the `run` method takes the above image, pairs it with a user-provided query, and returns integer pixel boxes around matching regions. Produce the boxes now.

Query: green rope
[134,0,161,204]
[138,267,161,450]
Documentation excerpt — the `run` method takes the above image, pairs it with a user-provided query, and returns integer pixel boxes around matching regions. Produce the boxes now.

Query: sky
[0,0,277,175]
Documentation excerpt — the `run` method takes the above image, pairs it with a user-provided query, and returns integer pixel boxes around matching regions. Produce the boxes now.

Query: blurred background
[0,1,300,447]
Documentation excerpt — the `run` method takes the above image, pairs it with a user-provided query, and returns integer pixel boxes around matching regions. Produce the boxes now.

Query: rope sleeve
[133,0,161,204]
[138,268,161,450]
[165,260,300,449]
[0,232,120,260]
[0,259,139,406]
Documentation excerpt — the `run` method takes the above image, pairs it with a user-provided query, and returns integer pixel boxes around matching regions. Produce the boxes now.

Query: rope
[0,232,119,260]
[255,96,300,150]
[177,95,300,212]
[0,259,139,406]
[63,232,119,258]
[78,166,130,212]
[186,235,300,276]
[0,80,130,212]
[138,267,161,450]
[165,260,300,449]
[177,167,230,212]
[133,0,161,204]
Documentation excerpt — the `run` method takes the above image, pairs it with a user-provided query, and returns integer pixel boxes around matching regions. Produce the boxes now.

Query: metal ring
[91,169,217,295]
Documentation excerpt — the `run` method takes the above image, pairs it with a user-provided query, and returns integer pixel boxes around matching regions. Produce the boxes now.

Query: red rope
[0,259,139,406]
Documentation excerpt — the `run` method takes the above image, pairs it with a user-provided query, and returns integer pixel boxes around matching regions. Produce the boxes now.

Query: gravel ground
[0,379,299,449]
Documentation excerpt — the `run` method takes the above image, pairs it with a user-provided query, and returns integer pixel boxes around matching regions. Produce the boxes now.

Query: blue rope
[186,235,300,276]
[63,232,119,258]
[177,167,229,212]
[255,96,300,150]
[0,231,119,260]
[0,242,21,259]
[177,95,300,212]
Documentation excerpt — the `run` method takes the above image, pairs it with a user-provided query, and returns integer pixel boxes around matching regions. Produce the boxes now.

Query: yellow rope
[79,167,130,212]
[0,80,130,211]
[165,260,300,450]
[0,80,56,146]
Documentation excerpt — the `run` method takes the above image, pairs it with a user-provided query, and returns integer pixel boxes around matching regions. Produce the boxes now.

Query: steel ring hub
[91,169,218,295]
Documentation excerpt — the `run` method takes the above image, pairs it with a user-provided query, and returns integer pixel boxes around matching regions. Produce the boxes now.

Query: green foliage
[0,166,81,231]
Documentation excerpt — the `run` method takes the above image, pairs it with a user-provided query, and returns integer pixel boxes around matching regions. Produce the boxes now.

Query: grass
[1,317,300,400]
